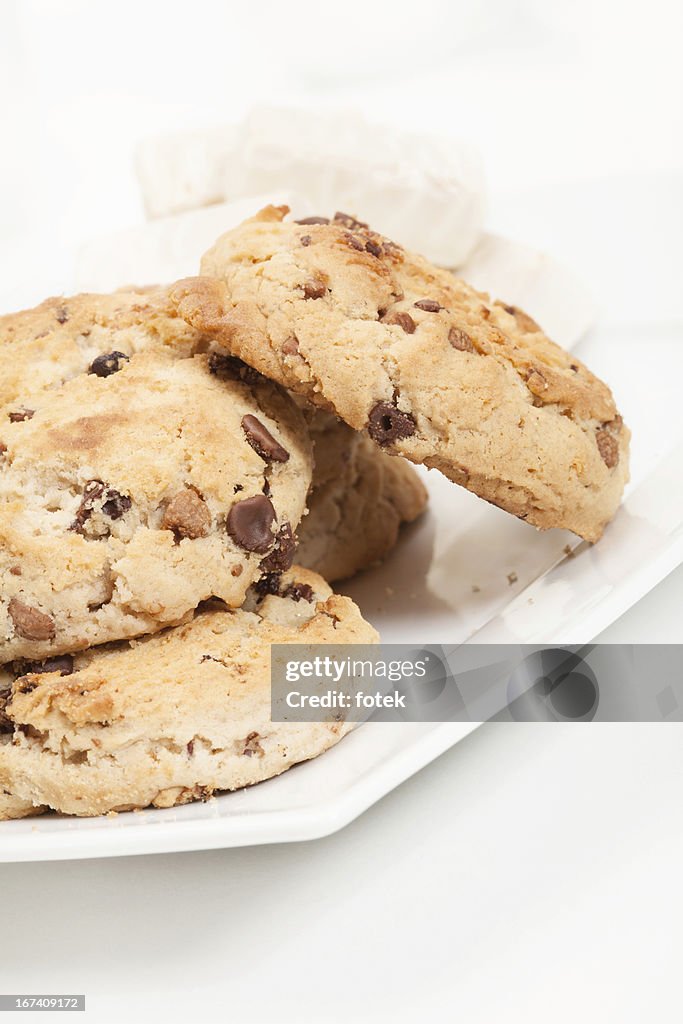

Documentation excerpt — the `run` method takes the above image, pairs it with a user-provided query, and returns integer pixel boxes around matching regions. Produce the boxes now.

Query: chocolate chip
[282,582,314,603]
[208,352,262,385]
[242,731,264,757]
[596,429,619,468]
[102,491,132,520]
[241,415,290,463]
[381,311,416,334]
[71,480,105,531]
[187,740,195,756]
[55,307,69,324]
[89,351,130,377]
[282,336,299,356]
[71,479,128,531]
[334,211,368,230]
[260,523,295,572]
[414,299,443,313]
[8,408,35,422]
[294,216,330,225]
[570,364,579,372]
[161,489,211,539]
[365,239,383,258]
[344,233,365,251]
[302,276,327,300]
[0,687,13,733]
[8,598,56,641]
[300,235,312,246]
[13,655,74,678]
[449,326,475,352]
[254,572,282,597]
[208,352,237,377]
[227,495,276,553]
[367,402,416,447]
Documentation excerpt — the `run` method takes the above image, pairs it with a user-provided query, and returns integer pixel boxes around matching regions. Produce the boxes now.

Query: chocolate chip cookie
[171,205,629,542]
[0,286,201,413]
[0,567,377,818]
[296,412,427,581]
[1,286,424,582]
[0,351,312,661]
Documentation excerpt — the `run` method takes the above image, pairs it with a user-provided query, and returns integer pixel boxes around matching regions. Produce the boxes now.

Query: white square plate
[2,321,679,862]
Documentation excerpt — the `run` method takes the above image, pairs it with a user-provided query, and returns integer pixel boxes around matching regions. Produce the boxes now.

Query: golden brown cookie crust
[0,568,378,818]
[1,285,425,583]
[0,351,313,661]
[0,286,201,412]
[171,205,629,541]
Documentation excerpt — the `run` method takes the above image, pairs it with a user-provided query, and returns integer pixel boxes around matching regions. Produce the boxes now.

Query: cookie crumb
[507,572,518,586]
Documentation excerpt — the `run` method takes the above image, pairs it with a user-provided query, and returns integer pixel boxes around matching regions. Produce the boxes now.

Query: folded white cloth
[135,106,486,268]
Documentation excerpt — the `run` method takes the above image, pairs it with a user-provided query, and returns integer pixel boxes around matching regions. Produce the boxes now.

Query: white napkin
[135,106,486,268]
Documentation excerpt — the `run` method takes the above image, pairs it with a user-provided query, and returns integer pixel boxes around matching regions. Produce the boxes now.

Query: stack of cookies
[0,207,628,820]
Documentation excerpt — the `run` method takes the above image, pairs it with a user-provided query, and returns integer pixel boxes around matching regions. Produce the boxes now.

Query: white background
[1,1,683,1020]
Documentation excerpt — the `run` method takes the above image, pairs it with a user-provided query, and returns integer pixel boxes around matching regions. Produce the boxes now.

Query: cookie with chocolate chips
[0,567,377,819]
[0,351,312,661]
[1,281,432,584]
[0,286,202,413]
[296,412,428,581]
[171,205,629,541]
